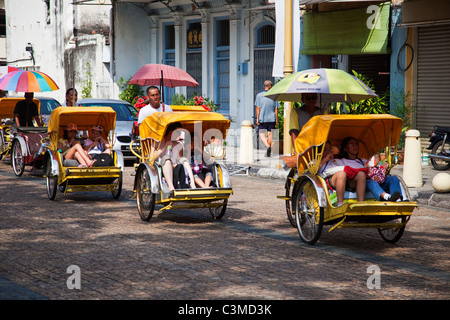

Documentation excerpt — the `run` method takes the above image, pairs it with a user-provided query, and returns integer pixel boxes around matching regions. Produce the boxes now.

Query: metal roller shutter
[416,25,450,137]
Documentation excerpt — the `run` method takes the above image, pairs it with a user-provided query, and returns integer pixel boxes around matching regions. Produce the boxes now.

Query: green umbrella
[265,68,377,103]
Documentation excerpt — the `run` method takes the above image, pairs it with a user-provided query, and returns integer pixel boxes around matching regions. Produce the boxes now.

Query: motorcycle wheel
[431,140,450,171]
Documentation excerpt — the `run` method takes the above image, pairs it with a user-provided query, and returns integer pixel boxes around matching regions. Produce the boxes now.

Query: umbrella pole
[160,70,164,104]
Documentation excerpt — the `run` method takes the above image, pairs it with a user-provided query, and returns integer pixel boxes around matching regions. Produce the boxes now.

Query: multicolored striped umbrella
[265,68,377,103]
[0,70,59,92]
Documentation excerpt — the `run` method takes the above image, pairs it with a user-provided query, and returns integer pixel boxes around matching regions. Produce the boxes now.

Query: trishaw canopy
[0,97,40,121]
[47,106,116,139]
[140,111,230,142]
[295,114,403,165]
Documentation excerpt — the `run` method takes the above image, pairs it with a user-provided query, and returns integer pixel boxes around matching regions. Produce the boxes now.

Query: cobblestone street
[0,162,449,301]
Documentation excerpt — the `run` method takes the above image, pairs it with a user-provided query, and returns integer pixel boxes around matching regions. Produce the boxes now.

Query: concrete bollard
[403,129,423,187]
[239,120,254,164]
[432,173,450,193]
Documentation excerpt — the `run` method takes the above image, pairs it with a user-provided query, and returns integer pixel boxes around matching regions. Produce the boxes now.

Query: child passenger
[190,132,213,188]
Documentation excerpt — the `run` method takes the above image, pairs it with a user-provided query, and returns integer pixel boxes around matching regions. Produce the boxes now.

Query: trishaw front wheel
[285,168,298,228]
[12,140,25,176]
[46,175,57,200]
[136,168,156,221]
[209,200,227,220]
[378,216,407,244]
[294,179,324,245]
[111,174,122,199]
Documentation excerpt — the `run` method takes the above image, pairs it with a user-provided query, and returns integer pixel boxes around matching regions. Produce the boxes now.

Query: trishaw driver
[137,86,173,125]
[13,92,42,127]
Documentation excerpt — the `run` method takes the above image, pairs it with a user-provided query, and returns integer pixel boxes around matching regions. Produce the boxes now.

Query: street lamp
[25,42,35,69]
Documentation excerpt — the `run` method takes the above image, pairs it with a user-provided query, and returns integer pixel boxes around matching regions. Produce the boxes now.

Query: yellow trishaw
[43,107,124,200]
[280,114,417,244]
[132,111,232,221]
[0,97,41,161]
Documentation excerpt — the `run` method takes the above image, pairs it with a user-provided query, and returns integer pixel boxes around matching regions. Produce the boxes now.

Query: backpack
[172,164,190,189]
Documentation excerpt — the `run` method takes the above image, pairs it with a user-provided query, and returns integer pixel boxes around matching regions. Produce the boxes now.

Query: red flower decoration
[134,96,148,116]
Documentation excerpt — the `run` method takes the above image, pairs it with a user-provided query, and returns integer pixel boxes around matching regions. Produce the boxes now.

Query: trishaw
[0,98,20,159]
[0,97,50,176]
[43,107,124,200]
[132,110,232,221]
[279,114,417,244]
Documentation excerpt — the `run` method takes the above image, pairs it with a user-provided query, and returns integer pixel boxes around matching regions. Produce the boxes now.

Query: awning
[301,1,391,55]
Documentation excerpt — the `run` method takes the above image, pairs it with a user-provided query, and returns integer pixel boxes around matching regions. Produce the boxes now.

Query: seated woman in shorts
[58,124,96,167]
[320,137,367,206]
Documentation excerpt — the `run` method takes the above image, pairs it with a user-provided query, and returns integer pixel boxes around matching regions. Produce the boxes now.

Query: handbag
[92,153,114,166]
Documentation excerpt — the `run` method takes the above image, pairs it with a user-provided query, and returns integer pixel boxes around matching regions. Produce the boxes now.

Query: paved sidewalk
[219,144,450,210]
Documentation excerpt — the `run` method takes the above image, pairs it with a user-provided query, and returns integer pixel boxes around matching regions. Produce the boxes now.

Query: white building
[4,0,113,103]
[4,0,279,130]
[112,0,278,130]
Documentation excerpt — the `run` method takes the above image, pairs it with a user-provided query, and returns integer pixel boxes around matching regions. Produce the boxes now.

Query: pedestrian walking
[255,80,278,157]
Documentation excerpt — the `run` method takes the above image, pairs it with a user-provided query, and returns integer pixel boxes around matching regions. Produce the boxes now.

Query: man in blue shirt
[255,80,278,157]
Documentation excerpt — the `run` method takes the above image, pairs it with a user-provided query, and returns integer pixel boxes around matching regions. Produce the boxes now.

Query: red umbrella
[129,64,198,88]
[0,66,21,79]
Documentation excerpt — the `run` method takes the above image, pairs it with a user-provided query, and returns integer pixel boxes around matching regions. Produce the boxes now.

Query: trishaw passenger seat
[63,159,80,167]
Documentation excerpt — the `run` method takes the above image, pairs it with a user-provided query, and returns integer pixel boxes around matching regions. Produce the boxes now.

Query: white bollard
[239,120,254,164]
[403,129,423,187]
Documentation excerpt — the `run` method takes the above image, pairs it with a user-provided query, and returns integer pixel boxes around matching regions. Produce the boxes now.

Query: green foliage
[118,77,144,105]
[172,92,219,112]
[276,101,301,140]
[81,62,93,98]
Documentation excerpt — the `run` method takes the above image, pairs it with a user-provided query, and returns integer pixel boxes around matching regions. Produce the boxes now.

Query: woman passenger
[58,124,96,167]
[321,137,367,206]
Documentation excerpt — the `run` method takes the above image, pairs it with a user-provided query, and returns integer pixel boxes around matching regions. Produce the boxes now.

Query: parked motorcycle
[427,126,450,170]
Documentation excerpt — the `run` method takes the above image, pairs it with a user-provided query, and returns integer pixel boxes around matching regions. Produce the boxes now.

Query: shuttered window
[416,25,450,136]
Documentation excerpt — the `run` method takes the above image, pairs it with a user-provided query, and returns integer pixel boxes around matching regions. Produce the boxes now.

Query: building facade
[3,0,447,140]
[4,0,113,103]
[112,0,278,130]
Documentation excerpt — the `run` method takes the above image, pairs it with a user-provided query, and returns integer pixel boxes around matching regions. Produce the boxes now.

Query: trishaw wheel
[11,140,25,177]
[294,179,324,245]
[0,131,5,160]
[285,168,298,228]
[209,200,228,220]
[136,168,155,221]
[378,216,407,244]
[111,175,122,199]
[46,175,57,200]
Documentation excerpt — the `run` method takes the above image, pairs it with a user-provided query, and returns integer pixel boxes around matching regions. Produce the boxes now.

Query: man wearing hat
[84,125,111,156]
